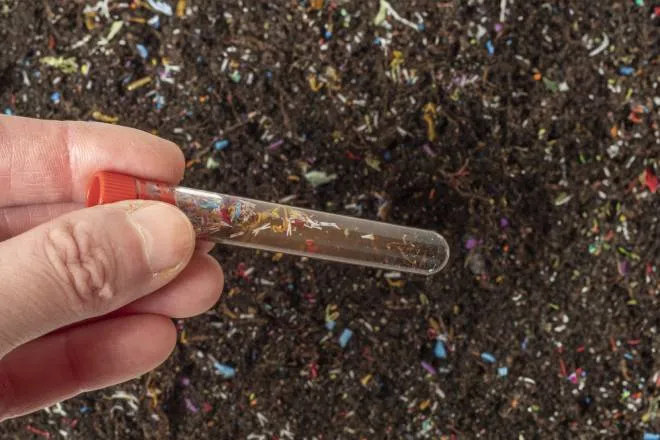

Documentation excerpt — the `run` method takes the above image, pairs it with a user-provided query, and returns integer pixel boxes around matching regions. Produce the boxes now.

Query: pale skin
[0,115,224,421]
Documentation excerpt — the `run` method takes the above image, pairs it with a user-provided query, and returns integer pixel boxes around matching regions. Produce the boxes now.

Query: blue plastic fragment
[339,328,353,348]
[433,340,447,359]
[154,94,166,110]
[481,352,496,363]
[619,66,635,76]
[199,200,220,210]
[50,92,61,104]
[148,15,161,28]
[486,40,495,56]
[644,433,660,440]
[325,320,336,331]
[498,367,508,377]
[3,108,13,115]
[214,139,230,151]
[232,201,242,222]
[136,44,149,59]
[213,362,236,378]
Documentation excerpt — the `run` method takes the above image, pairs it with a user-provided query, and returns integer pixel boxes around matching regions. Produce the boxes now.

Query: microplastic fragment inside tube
[86,171,450,275]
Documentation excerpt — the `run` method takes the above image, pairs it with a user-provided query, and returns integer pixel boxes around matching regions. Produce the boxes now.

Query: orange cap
[86,171,138,207]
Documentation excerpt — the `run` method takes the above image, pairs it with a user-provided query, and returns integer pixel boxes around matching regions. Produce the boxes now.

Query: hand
[0,116,223,420]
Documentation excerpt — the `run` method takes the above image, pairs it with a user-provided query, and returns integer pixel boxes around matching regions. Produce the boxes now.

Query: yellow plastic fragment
[423,103,437,142]
[92,112,119,124]
[40,56,79,74]
[308,75,324,92]
[126,76,153,91]
[176,0,186,17]
[84,13,97,30]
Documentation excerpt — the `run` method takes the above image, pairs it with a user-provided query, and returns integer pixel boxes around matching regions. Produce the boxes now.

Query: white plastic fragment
[500,0,508,22]
[69,35,93,50]
[554,193,573,206]
[50,402,68,417]
[304,171,337,187]
[83,0,110,19]
[374,0,420,32]
[588,33,610,57]
[147,0,173,16]
[109,391,140,412]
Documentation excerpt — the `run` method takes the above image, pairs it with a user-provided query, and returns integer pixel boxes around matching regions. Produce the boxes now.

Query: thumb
[0,201,195,358]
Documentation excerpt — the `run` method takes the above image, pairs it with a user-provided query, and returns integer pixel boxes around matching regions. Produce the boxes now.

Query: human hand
[0,116,223,420]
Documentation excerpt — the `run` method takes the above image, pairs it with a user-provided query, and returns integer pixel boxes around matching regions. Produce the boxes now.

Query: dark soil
[1,0,660,438]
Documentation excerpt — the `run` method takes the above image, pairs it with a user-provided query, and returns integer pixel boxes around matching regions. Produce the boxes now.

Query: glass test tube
[87,172,450,275]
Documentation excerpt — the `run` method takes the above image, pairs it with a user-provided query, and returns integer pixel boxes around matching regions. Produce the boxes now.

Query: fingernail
[129,202,195,273]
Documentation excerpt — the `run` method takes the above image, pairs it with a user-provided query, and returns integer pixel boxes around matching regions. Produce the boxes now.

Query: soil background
[1,0,660,438]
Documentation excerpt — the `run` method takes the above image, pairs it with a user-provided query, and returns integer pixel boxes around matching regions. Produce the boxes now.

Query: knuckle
[43,220,117,313]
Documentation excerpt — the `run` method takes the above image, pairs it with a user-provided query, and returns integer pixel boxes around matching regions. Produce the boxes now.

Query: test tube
[86,172,450,275]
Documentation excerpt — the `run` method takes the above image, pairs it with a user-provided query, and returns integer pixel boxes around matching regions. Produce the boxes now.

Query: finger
[122,254,223,318]
[0,203,82,241]
[0,115,185,209]
[0,314,175,421]
[196,239,216,254]
[0,206,217,246]
[0,200,195,358]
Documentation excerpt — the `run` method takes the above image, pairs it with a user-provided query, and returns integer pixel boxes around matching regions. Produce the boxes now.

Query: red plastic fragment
[645,168,658,194]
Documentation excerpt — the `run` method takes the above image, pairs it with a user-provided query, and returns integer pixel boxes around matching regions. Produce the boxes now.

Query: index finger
[0,115,185,209]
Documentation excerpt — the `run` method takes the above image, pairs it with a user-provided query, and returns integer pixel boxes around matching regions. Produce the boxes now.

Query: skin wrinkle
[44,219,116,316]
[125,205,151,276]
[0,209,10,239]
[25,202,33,233]
[0,118,70,208]
[154,264,185,280]
[61,122,75,203]
[7,129,12,204]
[124,201,147,215]
[0,118,14,206]
[0,203,83,241]
[62,331,85,395]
